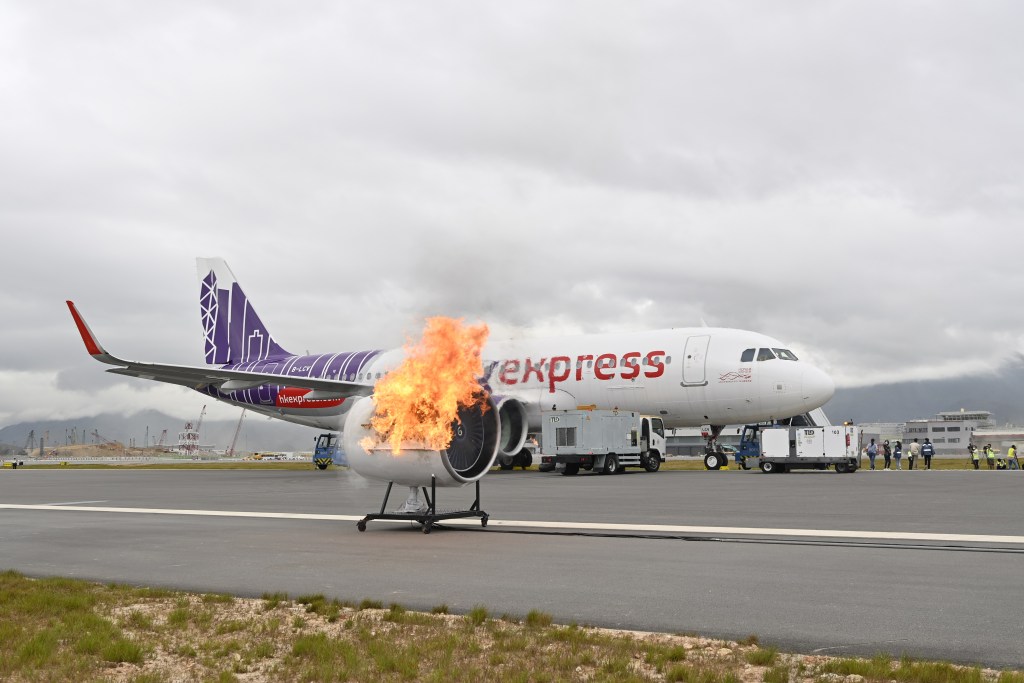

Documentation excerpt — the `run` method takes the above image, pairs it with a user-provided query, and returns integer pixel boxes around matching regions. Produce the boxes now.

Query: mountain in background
[0,409,321,454]
[824,355,1024,426]
[3,357,1023,453]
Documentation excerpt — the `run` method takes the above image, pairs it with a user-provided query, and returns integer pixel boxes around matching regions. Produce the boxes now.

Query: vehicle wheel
[316,462,329,470]
[538,463,554,473]
[642,451,661,473]
[518,450,533,469]
[835,462,849,473]
[562,463,580,476]
[704,453,723,470]
[357,521,367,532]
[422,523,432,534]
[760,460,775,474]
[604,454,619,474]
[740,458,751,470]
[481,515,488,528]
[499,461,514,471]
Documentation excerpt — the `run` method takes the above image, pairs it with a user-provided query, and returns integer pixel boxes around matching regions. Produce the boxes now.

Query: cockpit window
[740,348,755,363]
[756,348,776,361]
[772,348,799,361]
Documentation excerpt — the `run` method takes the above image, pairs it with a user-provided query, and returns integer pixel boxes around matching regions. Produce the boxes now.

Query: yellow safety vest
[1009,447,1017,460]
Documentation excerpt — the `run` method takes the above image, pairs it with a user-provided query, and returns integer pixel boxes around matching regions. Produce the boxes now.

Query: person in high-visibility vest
[1009,444,1019,471]
[986,444,996,470]
[970,445,980,470]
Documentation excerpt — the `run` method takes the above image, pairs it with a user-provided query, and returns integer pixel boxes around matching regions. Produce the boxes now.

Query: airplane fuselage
[201,327,834,432]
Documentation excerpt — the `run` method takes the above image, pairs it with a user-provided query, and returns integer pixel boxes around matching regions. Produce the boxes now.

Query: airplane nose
[801,365,835,409]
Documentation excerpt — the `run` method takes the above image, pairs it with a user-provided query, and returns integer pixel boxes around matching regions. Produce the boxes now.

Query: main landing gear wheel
[603,454,620,475]
[562,463,580,476]
[642,451,661,473]
[704,453,724,470]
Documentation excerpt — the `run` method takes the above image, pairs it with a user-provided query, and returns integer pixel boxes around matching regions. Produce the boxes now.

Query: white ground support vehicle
[539,409,666,475]
[757,425,861,473]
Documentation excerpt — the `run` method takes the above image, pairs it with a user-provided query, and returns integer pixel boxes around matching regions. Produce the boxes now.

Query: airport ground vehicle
[714,424,860,473]
[539,409,665,475]
[312,433,346,469]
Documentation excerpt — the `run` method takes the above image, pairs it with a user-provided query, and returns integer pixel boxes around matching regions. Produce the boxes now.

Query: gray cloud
[2,1,1024,424]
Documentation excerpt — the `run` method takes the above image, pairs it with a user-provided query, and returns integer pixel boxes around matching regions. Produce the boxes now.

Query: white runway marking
[3,503,1024,545]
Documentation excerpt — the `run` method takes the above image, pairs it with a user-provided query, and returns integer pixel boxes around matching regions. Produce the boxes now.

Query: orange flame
[364,317,489,454]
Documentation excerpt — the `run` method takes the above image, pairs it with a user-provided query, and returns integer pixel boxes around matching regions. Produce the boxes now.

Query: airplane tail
[197,258,291,365]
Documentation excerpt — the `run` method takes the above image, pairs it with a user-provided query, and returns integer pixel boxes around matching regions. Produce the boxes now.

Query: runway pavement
[1,467,1022,668]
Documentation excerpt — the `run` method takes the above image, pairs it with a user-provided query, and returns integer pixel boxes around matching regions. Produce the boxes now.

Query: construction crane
[227,409,247,458]
[195,405,207,436]
[23,430,35,454]
[156,429,168,449]
[91,429,117,446]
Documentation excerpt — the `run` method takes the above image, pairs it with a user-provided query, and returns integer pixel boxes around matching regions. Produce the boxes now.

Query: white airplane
[68,258,834,492]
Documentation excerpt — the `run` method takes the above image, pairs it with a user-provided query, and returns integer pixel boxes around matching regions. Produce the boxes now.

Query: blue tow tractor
[313,433,347,470]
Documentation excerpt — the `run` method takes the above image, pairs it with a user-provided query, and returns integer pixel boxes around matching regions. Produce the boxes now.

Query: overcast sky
[2,1,1023,427]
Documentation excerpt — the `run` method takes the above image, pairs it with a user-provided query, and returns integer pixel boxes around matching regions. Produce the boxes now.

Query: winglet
[66,301,116,362]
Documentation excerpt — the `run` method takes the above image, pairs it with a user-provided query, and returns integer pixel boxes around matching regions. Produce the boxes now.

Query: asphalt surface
[1,467,1022,668]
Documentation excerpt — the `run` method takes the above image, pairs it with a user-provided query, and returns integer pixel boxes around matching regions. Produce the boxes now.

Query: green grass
[0,570,1018,683]
[745,646,779,666]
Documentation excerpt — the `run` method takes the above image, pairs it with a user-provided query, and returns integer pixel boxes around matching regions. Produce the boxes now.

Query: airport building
[902,410,993,457]
[970,427,1024,455]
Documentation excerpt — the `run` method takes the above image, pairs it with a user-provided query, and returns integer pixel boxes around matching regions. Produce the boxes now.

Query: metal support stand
[356,476,489,534]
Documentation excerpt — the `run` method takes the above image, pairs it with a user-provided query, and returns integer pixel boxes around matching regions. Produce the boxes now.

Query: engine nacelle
[494,396,529,457]
[343,394,500,488]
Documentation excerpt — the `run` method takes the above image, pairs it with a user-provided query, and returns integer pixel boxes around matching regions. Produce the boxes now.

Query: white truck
[757,424,861,473]
[539,409,666,475]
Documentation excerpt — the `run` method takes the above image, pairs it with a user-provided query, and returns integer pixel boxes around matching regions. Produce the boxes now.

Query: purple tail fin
[197,258,291,365]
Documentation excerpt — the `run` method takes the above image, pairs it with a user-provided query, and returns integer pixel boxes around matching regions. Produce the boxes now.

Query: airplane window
[358,373,363,380]
[666,356,671,364]
[741,348,755,363]
[757,348,776,361]
[773,348,799,361]
[587,361,593,368]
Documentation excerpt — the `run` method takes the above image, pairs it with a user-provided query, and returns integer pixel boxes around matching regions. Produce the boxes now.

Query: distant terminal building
[857,423,905,449]
[970,427,1024,455]
[903,410,994,458]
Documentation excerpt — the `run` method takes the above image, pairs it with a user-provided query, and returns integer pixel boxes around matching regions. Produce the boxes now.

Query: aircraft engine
[343,393,500,488]
[494,396,528,458]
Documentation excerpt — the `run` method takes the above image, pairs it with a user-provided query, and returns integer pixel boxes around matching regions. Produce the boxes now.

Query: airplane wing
[66,301,371,399]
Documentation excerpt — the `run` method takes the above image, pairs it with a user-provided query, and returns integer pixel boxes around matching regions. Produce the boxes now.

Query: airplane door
[257,364,278,404]
[682,335,710,386]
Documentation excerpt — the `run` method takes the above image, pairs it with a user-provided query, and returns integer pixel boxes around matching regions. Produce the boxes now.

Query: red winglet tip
[66,301,104,356]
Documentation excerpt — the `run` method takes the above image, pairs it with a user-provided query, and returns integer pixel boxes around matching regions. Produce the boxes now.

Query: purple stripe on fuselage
[308,353,332,378]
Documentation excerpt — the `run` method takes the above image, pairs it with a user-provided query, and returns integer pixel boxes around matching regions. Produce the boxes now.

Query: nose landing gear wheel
[704,453,724,470]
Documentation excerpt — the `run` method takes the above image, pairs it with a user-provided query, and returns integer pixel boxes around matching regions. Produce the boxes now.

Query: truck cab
[313,433,346,470]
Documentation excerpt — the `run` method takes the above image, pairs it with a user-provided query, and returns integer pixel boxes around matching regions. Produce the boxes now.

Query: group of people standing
[865,439,1024,470]
[968,443,1020,470]
[865,437,934,470]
